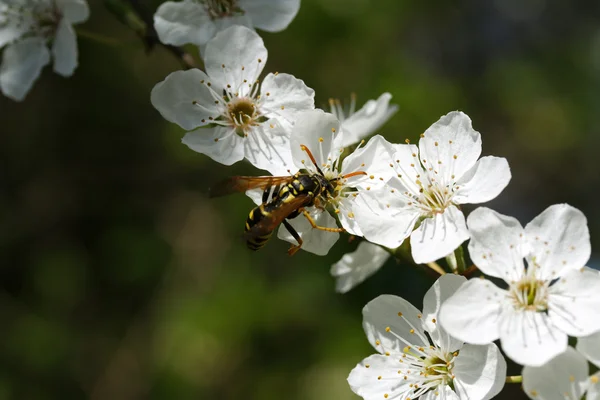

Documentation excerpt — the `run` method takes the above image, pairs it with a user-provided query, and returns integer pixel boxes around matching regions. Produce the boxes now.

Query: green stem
[506,375,523,383]
[426,261,446,276]
[454,245,467,274]
[75,29,122,46]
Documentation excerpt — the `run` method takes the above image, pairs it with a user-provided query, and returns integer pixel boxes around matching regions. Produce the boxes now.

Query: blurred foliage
[1,0,600,398]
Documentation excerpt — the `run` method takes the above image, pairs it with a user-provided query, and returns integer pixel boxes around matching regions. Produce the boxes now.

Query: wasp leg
[301,209,345,233]
[282,219,303,256]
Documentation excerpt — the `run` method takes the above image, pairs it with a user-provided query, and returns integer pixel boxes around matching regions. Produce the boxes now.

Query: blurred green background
[2,0,600,398]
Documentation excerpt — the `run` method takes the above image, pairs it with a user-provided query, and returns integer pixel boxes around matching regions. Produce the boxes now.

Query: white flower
[576,330,600,368]
[439,204,600,367]
[522,346,600,400]
[353,111,511,264]
[348,274,507,400]
[330,241,390,293]
[151,25,314,174]
[275,109,395,255]
[0,0,89,101]
[154,0,300,48]
[329,92,399,148]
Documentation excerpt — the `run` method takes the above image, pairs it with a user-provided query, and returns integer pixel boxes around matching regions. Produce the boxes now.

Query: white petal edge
[239,0,300,32]
[439,278,503,345]
[576,330,600,367]
[453,343,507,400]
[499,308,568,367]
[150,69,216,131]
[204,25,267,93]
[422,274,466,352]
[362,294,428,354]
[153,1,215,46]
[453,156,511,205]
[52,20,78,77]
[330,241,390,293]
[339,92,399,148]
[466,207,527,281]
[0,37,50,101]
[524,203,590,280]
[418,111,482,185]
[522,347,588,400]
[410,205,469,264]
[548,267,600,337]
[290,109,340,172]
[182,126,245,166]
[56,0,89,23]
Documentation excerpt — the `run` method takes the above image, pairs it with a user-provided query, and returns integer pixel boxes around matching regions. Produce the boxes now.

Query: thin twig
[426,261,446,276]
[506,375,523,384]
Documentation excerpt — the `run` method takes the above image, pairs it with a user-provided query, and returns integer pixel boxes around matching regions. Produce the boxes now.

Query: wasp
[210,145,366,255]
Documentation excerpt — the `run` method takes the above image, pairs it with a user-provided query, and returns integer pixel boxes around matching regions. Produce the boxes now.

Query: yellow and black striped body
[244,172,333,251]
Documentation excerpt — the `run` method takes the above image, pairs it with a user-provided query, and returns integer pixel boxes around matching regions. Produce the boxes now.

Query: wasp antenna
[342,171,367,179]
[300,144,326,177]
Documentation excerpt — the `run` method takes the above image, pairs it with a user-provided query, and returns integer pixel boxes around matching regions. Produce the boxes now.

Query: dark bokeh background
[1,0,600,398]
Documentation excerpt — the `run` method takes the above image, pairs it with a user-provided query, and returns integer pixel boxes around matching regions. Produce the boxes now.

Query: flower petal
[362,294,428,354]
[153,1,214,46]
[260,72,315,130]
[239,0,300,32]
[0,8,31,47]
[352,189,419,249]
[522,347,588,400]
[524,204,590,280]
[341,135,397,190]
[52,20,78,77]
[587,371,600,400]
[339,92,399,148]
[410,205,469,264]
[204,25,266,93]
[422,274,466,352]
[466,207,527,281]
[439,278,503,345]
[56,0,89,23]
[290,109,340,173]
[576,331,600,367]
[453,343,507,400]
[150,69,216,131]
[548,267,600,337]
[347,353,410,400]
[418,111,482,185]
[182,126,244,166]
[330,241,390,293]
[499,308,568,367]
[243,121,296,175]
[336,196,363,236]
[276,208,339,256]
[453,156,511,204]
[0,37,50,101]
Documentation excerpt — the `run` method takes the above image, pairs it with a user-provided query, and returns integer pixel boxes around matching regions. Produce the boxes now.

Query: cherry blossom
[439,205,600,367]
[0,0,89,101]
[353,111,511,263]
[348,275,506,400]
[154,0,300,48]
[151,25,314,174]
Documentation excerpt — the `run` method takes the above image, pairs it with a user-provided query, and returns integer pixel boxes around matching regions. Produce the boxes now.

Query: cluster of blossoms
[6,1,600,399]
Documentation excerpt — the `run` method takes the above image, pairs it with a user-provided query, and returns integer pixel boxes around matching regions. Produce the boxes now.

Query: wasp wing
[246,194,313,238]
[209,176,294,198]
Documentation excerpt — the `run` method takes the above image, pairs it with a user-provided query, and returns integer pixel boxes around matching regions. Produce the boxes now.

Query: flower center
[0,0,60,40]
[509,276,549,311]
[399,345,457,396]
[227,97,258,136]
[203,0,242,19]
[412,180,455,217]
